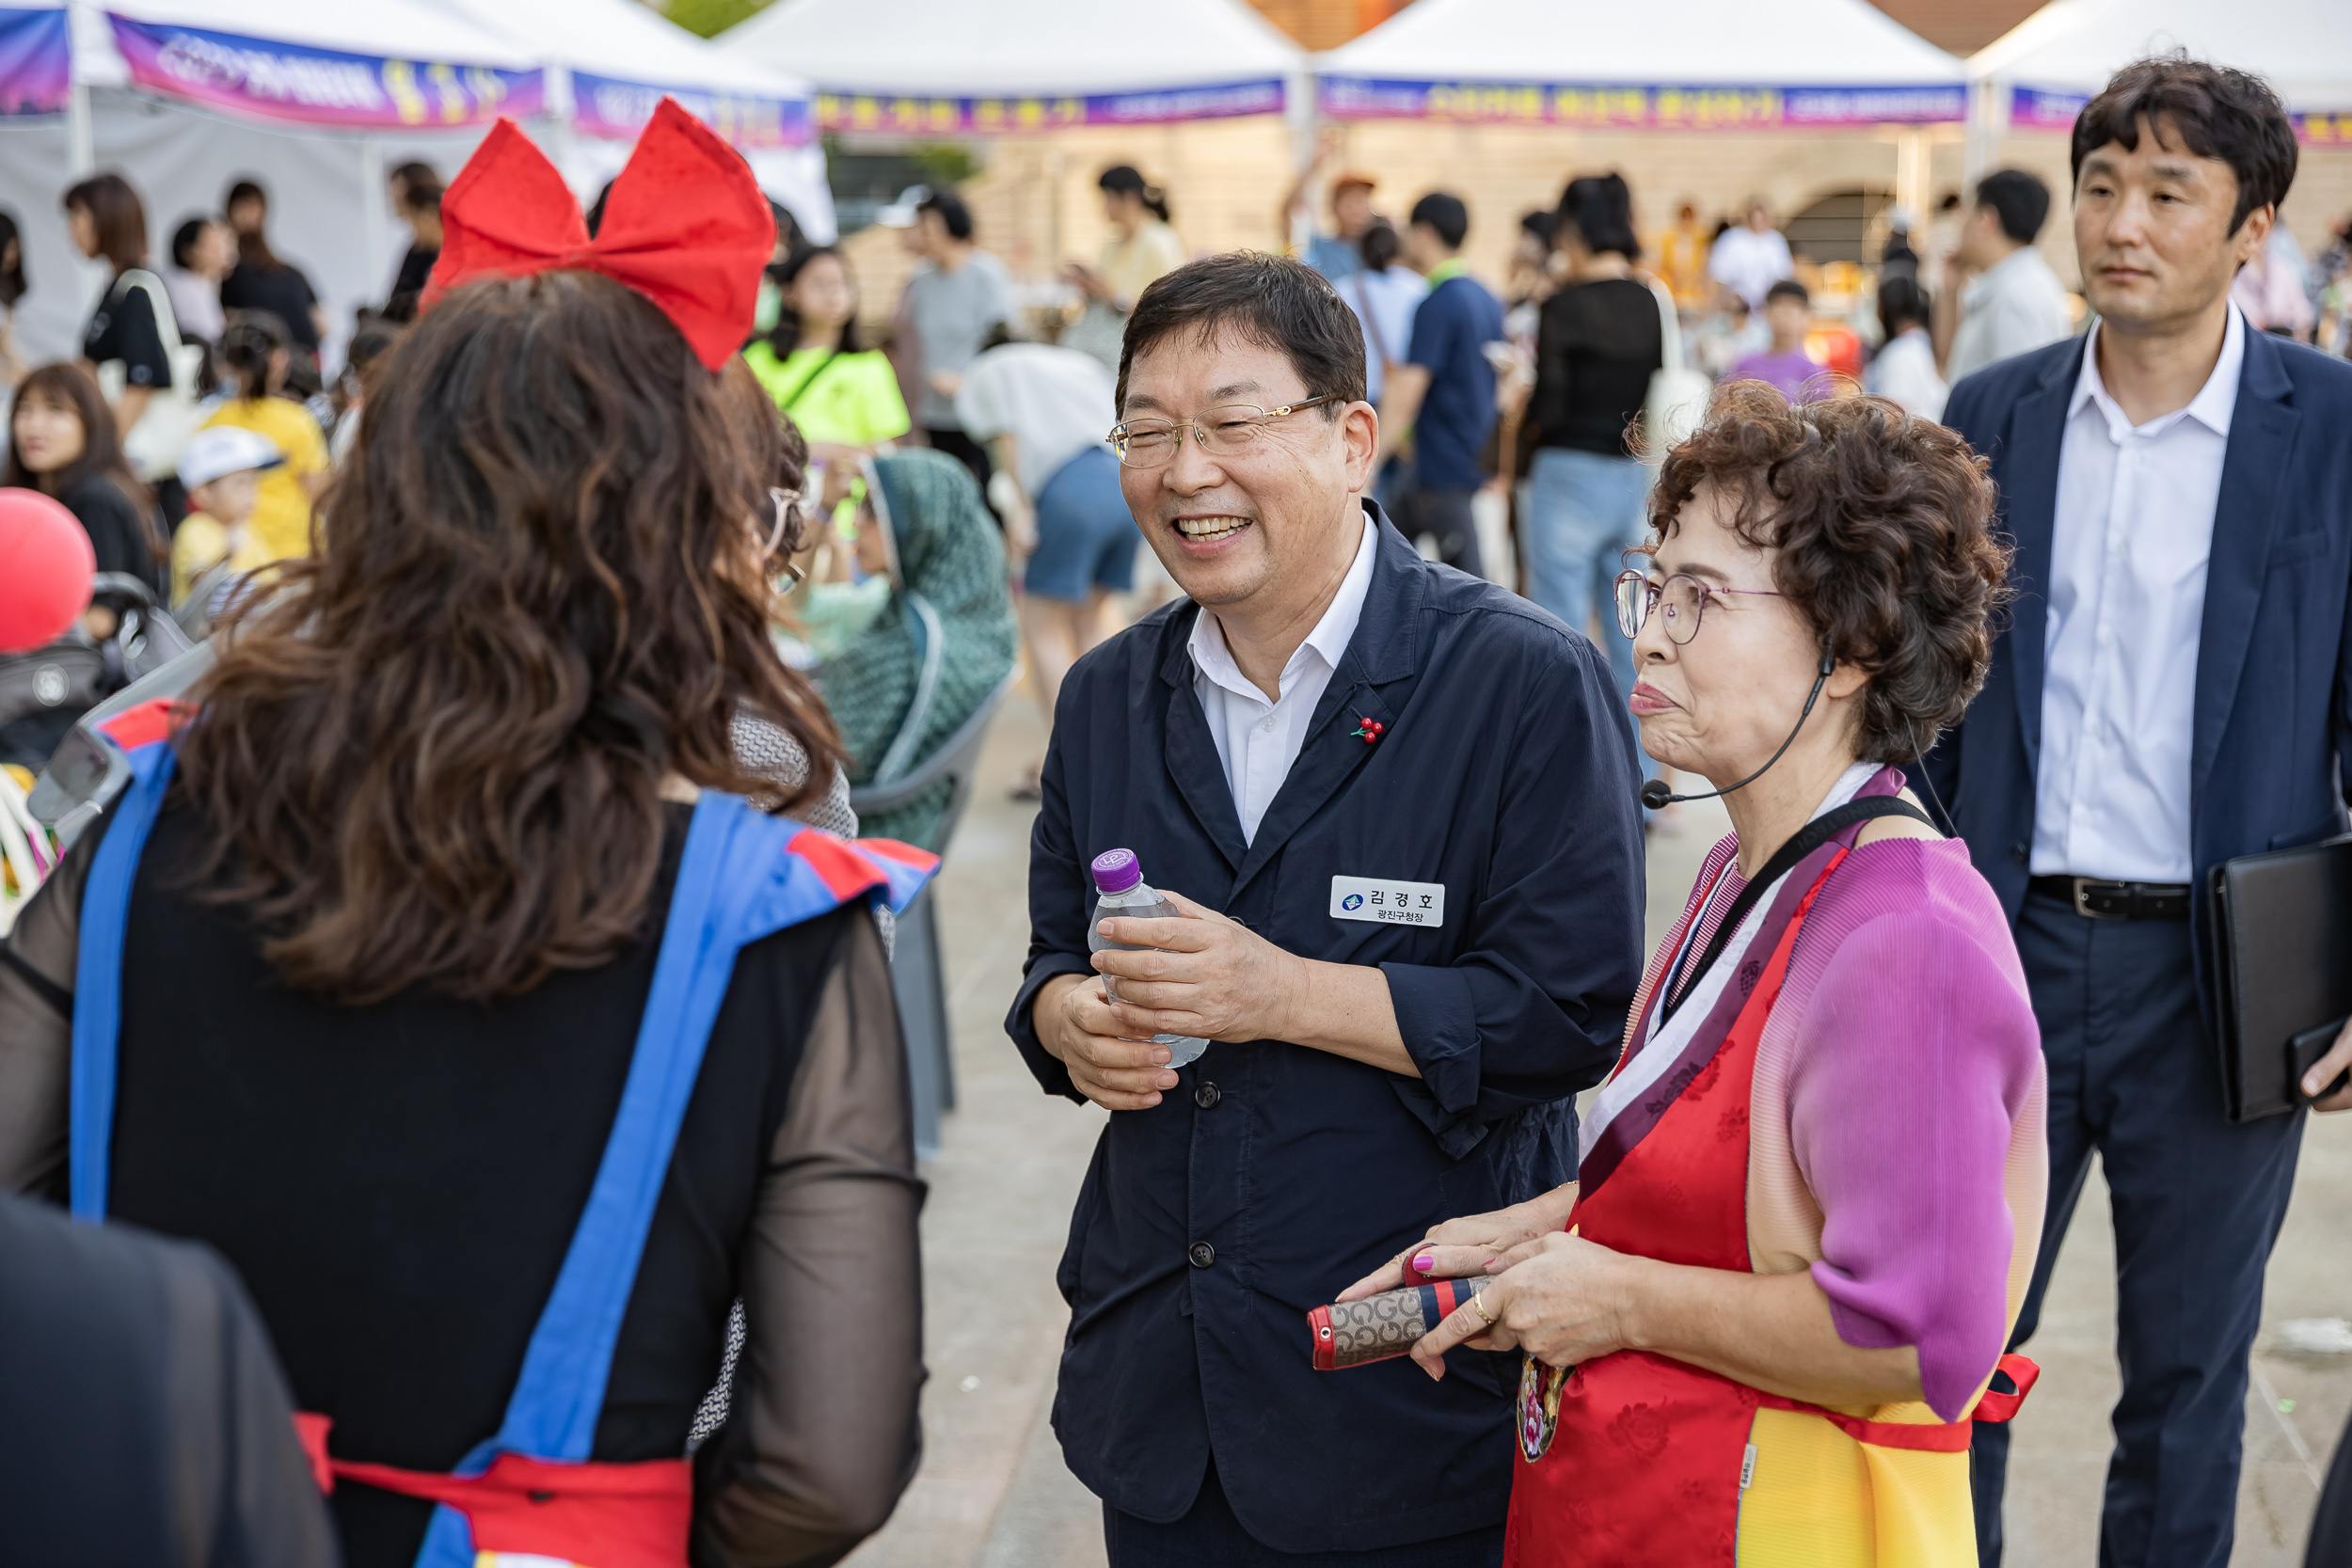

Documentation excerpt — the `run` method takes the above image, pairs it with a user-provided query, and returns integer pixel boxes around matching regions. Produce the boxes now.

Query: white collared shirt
[2032,306,2246,883]
[1188,510,1378,845]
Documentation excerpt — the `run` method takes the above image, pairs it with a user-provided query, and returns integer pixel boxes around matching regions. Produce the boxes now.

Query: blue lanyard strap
[486,791,790,1462]
[69,741,175,1221]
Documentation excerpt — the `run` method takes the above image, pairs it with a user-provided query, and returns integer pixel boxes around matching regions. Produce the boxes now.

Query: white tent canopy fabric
[0,0,832,366]
[442,0,834,241]
[74,0,541,89]
[1318,0,1967,127]
[720,0,1302,130]
[1969,0,2352,134]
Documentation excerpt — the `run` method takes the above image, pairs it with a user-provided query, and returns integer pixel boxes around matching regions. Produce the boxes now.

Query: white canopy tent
[1968,0,2352,148]
[719,0,1305,136]
[1314,0,1967,223]
[0,0,827,368]
[1317,0,1965,119]
[443,0,833,244]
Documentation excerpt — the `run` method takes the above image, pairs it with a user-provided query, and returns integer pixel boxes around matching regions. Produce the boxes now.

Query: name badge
[1330,876,1445,927]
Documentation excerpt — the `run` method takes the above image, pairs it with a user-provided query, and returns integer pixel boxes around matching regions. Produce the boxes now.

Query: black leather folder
[2208,833,2352,1122]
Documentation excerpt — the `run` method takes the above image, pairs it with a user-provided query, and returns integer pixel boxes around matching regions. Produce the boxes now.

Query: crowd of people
[0,45,2349,1568]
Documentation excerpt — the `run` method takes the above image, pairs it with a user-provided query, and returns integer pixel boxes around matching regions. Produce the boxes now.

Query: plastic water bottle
[1088,848,1210,1069]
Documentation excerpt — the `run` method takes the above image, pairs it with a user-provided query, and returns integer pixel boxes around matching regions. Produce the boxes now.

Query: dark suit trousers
[1972,889,2306,1568]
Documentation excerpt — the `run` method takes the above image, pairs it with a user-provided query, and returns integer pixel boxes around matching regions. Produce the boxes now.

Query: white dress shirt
[1188,511,1378,844]
[2032,306,2245,883]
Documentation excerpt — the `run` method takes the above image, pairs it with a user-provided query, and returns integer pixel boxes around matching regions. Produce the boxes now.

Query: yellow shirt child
[199,397,327,565]
[170,424,284,620]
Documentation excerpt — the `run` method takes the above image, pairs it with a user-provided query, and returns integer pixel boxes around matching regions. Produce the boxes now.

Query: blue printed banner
[817,77,1283,135]
[0,7,70,117]
[107,13,543,129]
[2010,84,2351,146]
[1320,74,1965,127]
[573,72,813,149]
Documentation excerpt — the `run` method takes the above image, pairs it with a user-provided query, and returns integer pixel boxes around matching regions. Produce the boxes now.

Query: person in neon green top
[742,246,910,460]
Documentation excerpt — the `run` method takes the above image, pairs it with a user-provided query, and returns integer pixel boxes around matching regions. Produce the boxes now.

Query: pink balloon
[0,487,97,654]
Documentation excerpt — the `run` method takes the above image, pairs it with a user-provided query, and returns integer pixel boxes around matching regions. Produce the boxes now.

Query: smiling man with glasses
[1003,250,1645,1566]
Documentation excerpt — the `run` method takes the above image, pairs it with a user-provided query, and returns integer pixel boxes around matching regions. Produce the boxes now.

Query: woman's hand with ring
[1407,1232,1642,1380]
[1334,1183,1578,1302]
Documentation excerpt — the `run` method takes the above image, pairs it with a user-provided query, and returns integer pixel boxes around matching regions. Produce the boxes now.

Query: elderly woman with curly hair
[1342,387,2044,1566]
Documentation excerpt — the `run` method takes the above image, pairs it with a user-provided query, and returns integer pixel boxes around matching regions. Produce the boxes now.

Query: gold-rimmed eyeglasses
[1107,395,1339,468]
[1613,569,1784,645]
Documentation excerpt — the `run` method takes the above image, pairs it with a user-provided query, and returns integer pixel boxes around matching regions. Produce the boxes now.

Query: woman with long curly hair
[1341,387,2045,1566]
[0,103,929,1568]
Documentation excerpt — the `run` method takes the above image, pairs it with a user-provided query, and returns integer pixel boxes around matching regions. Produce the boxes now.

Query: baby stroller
[0,572,196,817]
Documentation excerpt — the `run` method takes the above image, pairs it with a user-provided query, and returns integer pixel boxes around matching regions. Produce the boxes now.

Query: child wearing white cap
[170,423,282,628]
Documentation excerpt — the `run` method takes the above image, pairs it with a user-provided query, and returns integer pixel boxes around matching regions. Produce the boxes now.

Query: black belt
[2028,875,2191,920]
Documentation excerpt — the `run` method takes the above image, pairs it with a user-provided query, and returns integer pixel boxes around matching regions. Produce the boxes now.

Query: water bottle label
[1328,876,1445,927]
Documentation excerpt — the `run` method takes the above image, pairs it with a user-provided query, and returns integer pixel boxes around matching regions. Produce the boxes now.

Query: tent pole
[1963,79,1999,193]
[66,82,94,178]
[1287,59,1318,177]
[1895,127,1930,222]
[360,137,388,309]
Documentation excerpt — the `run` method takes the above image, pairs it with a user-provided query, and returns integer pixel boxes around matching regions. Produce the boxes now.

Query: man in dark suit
[0,1193,336,1565]
[1926,57,2352,1567]
[1007,251,1645,1564]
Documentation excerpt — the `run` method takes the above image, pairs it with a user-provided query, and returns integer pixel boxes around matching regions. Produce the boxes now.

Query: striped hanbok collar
[1577,762,1892,1197]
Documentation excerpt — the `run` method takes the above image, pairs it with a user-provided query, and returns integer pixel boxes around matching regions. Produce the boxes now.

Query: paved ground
[845,691,2351,1567]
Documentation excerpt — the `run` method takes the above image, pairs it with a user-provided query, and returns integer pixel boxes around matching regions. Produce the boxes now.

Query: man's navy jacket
[1004,507,1645,1552]
[1923,326,2352,1026]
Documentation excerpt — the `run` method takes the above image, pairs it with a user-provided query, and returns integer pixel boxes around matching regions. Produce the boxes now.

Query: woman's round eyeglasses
[1612,569,1784,645]
[1107,396,1338,468]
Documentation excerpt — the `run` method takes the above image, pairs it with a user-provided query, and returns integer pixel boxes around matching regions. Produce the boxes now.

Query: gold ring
[1470,1287,1494,1327]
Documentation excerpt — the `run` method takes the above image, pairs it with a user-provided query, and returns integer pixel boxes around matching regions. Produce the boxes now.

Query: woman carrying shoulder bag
[65,174,203,496]
[0,103,931,1568]
[742,245,908,462]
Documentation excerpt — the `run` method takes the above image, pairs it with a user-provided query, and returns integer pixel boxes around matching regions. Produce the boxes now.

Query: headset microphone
[1638,642,1836,811]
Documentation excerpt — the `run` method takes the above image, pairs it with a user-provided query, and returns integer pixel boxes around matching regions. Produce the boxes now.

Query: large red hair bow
[421,97,774,372]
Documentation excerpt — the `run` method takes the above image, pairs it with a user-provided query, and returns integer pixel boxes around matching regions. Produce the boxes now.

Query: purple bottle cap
[1090,847,1142,895]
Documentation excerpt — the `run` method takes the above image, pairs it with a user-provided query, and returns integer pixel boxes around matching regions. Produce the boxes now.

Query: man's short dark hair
[917,190,974,242]
[1765,278,1810,309]
[1116,252,1366,414]
[2072,55,2298,234]
[1974,168,2051,245]
[1409,193,1470,250]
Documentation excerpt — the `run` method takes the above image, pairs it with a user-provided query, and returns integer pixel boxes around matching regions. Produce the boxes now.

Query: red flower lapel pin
[1351,716,1386,744]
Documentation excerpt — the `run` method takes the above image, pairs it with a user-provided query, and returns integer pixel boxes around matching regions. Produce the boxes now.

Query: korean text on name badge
[1329,876,1444,927]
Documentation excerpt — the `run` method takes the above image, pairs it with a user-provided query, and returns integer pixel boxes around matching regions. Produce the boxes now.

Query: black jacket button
[2009,841,2028,863]
[1188,1242,1216,1269]
[1194,1081,1220,1109]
